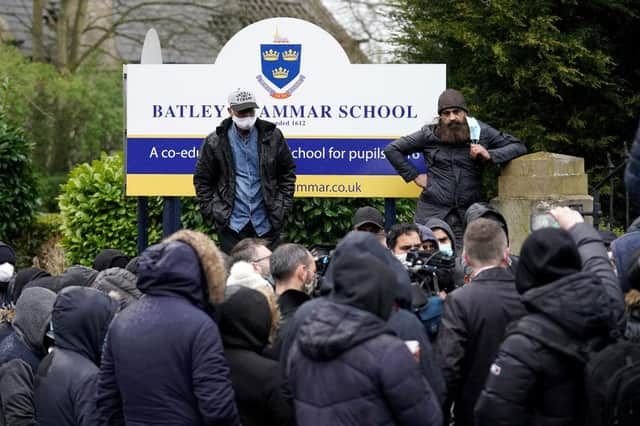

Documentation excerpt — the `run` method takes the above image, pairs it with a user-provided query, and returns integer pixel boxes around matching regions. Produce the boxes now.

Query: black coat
[0,358,35,426]
[34,287,117,426]
[218,286,293,426]
[436,266,527,426]
[266,289,310,360]
[385,121,526,220]
[475,224,625,426]
[193,118,296,231]
[96,240,239,426]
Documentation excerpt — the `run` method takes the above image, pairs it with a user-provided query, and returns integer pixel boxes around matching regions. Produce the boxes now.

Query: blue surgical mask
[439,243,453,257]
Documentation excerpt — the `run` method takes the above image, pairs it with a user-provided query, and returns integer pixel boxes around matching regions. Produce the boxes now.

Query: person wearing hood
[436,219,527,426]
[0,242,16,304]
[416,224,440,253]
[423,217,456,257]
[0,267,51,343]
[475,207,625,426]
[93,249,130,272]
[457,202,519,286]
[96,230,239,426]
[218,286,293,426]
[384,89,527,249]
[193,88,296,254]
[34,286,118,426]
[0,287,56,373]
[285,231,443,426]
[91,267,141,311]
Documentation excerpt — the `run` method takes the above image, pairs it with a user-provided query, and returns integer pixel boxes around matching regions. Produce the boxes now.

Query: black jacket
[475,224,625,426]
[218,286,293,426]
[266,289,310,360]
[193,118,296,231]
[34,287,117,426]
[436,266,527,426]
[0,358,35,426]
[385,121,526,220]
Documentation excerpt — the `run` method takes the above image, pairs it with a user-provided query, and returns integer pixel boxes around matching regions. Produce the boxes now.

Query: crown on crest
[282,49,298,61]
[262,49,279,61]
[272,67,289,79]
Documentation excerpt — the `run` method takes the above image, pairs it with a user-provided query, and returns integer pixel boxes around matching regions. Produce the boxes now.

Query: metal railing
[590,142,631,230]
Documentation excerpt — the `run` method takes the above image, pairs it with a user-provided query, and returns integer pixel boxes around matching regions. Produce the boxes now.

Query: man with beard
[384,89,527,248]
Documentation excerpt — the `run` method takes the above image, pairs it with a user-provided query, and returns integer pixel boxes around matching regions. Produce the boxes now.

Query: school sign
[125,18,445,197]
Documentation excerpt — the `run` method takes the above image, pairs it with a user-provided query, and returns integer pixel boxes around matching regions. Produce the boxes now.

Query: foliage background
[393,0,640,223]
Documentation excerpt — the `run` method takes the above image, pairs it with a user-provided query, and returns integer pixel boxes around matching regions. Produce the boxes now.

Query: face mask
[394,253,407,263]
[0,263,14,283]
[232,115,257,130]
[304,272,318,295]
[439,243,453,257]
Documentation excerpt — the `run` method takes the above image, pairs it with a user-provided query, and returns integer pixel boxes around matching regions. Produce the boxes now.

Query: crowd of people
[0,85,638,425]
[0,201,638,425]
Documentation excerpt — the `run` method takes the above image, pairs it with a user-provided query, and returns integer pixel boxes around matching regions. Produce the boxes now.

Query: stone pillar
[491,152,593,255]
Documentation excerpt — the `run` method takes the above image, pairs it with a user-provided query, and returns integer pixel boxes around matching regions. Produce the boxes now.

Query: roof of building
[0,0,368,65]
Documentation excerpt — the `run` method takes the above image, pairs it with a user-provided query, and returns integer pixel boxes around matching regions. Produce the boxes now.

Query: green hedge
[58,152,418,264]
[0,101,39,241]
[11,213,63,269]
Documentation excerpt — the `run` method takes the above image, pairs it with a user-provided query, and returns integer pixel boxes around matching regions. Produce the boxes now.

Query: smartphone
[530,212,560,231]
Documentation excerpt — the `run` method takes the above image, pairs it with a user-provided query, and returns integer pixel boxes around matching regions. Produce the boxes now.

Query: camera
[403,250,456,304]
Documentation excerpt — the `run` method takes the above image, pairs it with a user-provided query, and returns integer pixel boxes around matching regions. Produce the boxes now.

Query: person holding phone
[384,89,527,249]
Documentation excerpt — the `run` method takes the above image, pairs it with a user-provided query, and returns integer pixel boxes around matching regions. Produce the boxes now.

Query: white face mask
[439,243,453,257]
[394,253,407,263]
[232,115,257,130]
[0,263,15,283]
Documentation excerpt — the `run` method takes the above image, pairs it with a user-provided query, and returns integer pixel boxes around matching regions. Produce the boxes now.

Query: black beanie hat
[93,249,130,272]
[0,242,16,266]
[516,228,582,294]
[438,89,469,114]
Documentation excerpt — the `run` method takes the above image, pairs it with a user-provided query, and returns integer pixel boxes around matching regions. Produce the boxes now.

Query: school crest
[257,30,305,99]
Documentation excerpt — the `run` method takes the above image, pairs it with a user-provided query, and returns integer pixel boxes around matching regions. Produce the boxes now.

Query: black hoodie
[34,286,117,426]
[218,286,293,426]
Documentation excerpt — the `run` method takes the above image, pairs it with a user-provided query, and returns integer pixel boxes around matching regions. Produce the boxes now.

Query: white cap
[228,88,259,112]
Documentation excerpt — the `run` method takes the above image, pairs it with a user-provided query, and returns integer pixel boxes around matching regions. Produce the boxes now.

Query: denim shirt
[228,124,271,235]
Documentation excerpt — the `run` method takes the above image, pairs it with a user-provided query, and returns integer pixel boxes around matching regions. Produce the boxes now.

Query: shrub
[0,103,39,241]
[59,152,163,265]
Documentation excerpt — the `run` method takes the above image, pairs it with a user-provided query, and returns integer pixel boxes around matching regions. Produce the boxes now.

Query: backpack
[508,314,640,426]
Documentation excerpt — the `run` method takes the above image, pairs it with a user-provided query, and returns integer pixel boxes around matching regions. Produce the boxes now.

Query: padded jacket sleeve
[191,322,240,426]
[384,128,430,182]
[569,223,625,328]
[474,334,539,426]
[480,121,527,164]
[380,341,443,426]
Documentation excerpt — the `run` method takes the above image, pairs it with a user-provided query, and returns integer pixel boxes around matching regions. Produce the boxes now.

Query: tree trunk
[31,0,44,62]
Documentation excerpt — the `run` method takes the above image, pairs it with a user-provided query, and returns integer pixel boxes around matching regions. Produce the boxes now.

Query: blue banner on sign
[126,137,426,175]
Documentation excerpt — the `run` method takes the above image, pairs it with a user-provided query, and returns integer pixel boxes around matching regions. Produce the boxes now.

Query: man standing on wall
[194,89,296,254]
[384,89,527,248]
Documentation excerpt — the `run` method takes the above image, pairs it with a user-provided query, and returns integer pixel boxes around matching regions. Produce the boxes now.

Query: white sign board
[125,17,445,197]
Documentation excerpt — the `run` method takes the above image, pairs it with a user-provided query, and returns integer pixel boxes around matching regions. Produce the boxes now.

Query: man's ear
[503,247,510,263]
[227,107,234,116]
[463,250,471,267]
[294,264,306,286]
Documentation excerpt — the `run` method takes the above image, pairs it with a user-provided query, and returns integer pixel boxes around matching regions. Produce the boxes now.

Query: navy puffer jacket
[285,232,442,426]
[96,232,239,426]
